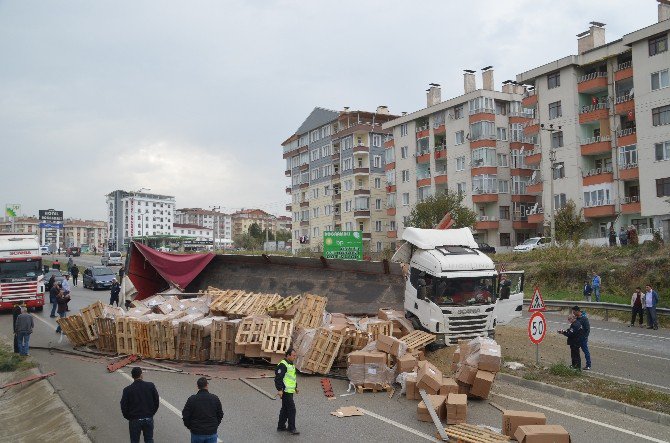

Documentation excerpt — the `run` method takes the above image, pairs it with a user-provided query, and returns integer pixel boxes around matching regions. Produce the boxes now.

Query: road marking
[493,393,668,443]
[590,345,670,362]
[543,319,670,341]
[588,371,670,392]
[117,370,223,443]
[357,408,437,442]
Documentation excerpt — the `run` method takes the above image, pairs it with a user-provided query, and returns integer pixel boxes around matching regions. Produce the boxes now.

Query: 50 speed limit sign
[528,311,547,345]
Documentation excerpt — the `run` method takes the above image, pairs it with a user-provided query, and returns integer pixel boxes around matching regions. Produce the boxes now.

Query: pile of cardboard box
[453,337,502,399]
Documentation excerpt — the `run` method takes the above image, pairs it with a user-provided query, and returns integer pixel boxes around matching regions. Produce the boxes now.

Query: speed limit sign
[528,311,547,345]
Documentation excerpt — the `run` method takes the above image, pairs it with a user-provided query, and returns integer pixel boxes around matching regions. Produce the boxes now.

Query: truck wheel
[35,306,43,312]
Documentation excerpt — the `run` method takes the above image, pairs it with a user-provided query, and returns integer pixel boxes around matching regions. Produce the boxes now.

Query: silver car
[101,251,123,266]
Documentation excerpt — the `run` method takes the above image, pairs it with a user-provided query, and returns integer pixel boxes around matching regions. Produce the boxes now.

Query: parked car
[83,266,116,290]
[476,242,496,254]
[101,251,123,266]
[40,246,51,255]
[43,269,67,288]
[66,246,81,257]
[513,237,552,252]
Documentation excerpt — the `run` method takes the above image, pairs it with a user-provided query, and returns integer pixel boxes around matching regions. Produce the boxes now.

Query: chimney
[464,70,476,93]
[660,0,670,22]
[426,83,441,107]
[577,22,606,54]
[376,105,389,115]
[482,66,494,91]
[513,82,525,95]
[501,80,514,94]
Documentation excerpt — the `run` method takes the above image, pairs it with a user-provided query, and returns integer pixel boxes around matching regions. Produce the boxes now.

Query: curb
[496,372,670,426]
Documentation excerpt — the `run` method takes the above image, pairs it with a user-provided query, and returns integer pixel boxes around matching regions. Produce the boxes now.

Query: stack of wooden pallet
[116,317,137,355]
[208,288,281,318]
[293,294,328,329]
[295,326,346,374]
[266,295,302,318]
[146,311,187,359]
[95,317,117,353]
[400,330,437,351]
[260,318,294,364]
[366,320,394,342]
[56,315,91,346]
[80,301,105,343]
[176,316,222,361]
[210,318,241,363]
[234,315,269,357]
[336,328,370,365]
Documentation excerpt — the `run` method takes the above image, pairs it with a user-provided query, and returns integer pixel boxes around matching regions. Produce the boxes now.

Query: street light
[540,124,562,246]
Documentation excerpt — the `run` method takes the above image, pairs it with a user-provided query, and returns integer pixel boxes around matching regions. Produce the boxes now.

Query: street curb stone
[496,372,670,425]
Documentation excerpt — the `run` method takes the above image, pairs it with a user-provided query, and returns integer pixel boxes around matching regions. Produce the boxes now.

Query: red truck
[0,233,45,311]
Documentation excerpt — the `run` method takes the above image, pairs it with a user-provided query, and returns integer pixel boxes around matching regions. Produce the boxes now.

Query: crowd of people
[608,223,640,247]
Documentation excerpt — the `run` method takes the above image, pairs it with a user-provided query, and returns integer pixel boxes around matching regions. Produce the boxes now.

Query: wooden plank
[261,318,294,353]
[1,372,56,389]
[116,317,137,355]
[400,330,436,350]
[107,354,139,372]
[440,424,510,442]
[302,327,345,374]
[56,315,92,346]
[79,301,105,342]
[266,295,302,317]
[95,318,117,353]
[293,294,327,329]
[337,329,369,361]
[366,321,393,341]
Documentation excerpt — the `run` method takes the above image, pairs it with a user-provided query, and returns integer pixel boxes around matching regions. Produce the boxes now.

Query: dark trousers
[13,333,19,353]
[129,417,154,443]
[631,305,644,325]
[110,295,119,307]
[50,302,57,317]
[72,275,78,285]
[570,345,581,369]
[278,392,296,431]
[579,337,591,368]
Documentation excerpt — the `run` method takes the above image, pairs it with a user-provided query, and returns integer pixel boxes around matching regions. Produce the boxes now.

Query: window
[373,155,382,168]
[498,180,509,193]
[547,71,560,89]
[655,141,670,161]
[320,144,331,157]
[385,148,395,163]
[653,105,670,126]
[386,170,396,185]
[372,134,382,147]
[310,130,319,143]
[472,174,498,194]
[551,131,564,148]
[649,33,668,56]
[455,131,465,145]
[652,69,670,91]
[343,158,352,170]
[376,241,383,252]
[500,233,511,247]
[496,127,507,141]
[417,186,432,202]
[657,178,670,197]
[344,200,352,212]
[310,149,319,161]
[374,177,381,188]
[456,156,465,171]
[454,105,464,119]
[375,221,382,232]
[495,101,507,115]
[499,206,510,220]
[619,145,638,166]
[400,124,408,136]
[472,148,497,167]
[355,196,369,210]
[390,220,396,230]
[401,170,410,182]
[469,97,494,114]
[375,199,382,210]
[554,193,567,210]
[510,123,524,142]
[401,146,408,159]
[387,193,396,208]
[470,121,495,141]
[344,180,353,191]
[497,153,509,167]
[345,222,353,231]
[324,205,331,216]
[552,162,565,179]
[299,152,308,164]
[402,193,410,206]
[549,101,562,119]
[312,207,319,218]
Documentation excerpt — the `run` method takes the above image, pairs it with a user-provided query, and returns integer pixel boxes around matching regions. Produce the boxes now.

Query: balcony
[524,149,542,165]
[475,216,499,230]
[512,216,537,230]
[333,213,341,221]
[416,126,430,139]
[615,94,635,115]
[579,103,609,124]
[512,193,537,203]
[300,182,309,189]
[331,173,341,182]
[528,207,544,224]
[472,189,498,203]
[332,192,341,201]
[285,187,292,194]
[522,91,538,107]
[387,230,397,239]
[299,201,309,208]
[385,162,396,171]
[434,146,447,160]
[299,162,309,172]
[285,169,291,177]
[433,124,446,134]
[416,151,431,163]
[523,119,540,136]
[621,196,641,214]
[353,145,369,154]
[354,210,371,218]
[577,72,608,93]
[362,233,372,240]
[580,135,611,156]
[526,179,543,193]
[583,200,615,218]
[434,173,448,185]
[614,61,633,81]
[353,167,370,175]
[300,220,309,227]
[417,177,432,187]
[619,162,639,181]
[387,208,396,216]
[469,109,495,123]
[617,128,637,146]
[384,139,394,148]
[471,166,497,177]
[332,151,340,160]
[354,189,370,196]
[582,165,614,186]
[285,204,292,212]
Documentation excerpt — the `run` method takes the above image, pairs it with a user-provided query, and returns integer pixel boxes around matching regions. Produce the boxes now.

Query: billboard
[323,231,363,261]
[5,204,20,218]
[39,209,63,222]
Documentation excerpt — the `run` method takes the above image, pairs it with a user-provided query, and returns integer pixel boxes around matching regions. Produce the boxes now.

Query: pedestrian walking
[67,256,74,270]
[61,274,71,296]
[619,227,628,246]
[275,348,300,435]
[629,287,646,327]
[49,281,60,318]
[110,279,121,307]
[644,284,659,330]
[558,314,584,370]
[119,266,125,281]
[182,377,223,443]
[120,367,160,443]
[572,306,591,370]
[582,280,592,302]
[608,224,617,247]
[591,271,601,302]
[15,306,34,356]
[55,286,70,334]
[70,264,79,286]
[12,303,22,353]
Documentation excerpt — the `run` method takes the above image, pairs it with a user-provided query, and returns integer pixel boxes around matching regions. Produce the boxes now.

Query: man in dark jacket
[12,303,22,353]
[572,306,591,370]
[70,264,79,286]
[559,315,584,369]
[182,377,223,443]
[110,279,121,306]
[49,282,60,317]
[121,367,160,443]
[275,348,299,435]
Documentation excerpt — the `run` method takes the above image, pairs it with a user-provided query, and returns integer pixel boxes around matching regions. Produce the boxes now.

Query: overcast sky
[0,0,658,220]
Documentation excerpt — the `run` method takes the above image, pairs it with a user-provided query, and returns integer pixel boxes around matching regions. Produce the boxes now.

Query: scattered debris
[438,423,510,442]
[504,361,525,371]
[1,372,56,390]
[107,354,139,373]
[331,406,363,418]
[320,378,334,398]
[239,378,277,400]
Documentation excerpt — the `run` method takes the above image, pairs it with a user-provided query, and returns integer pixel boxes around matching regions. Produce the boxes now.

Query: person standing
[12,303,22,353]
[110,279,121,307]
[582,280,592,302]
[61,274,71,296]
[275,348,300,435]
[120,367,160,443]
[572,306,591,370]
[558,314,584,370]
[49,280,60,318]
[644,284,659,330]
[182,377,223,443]
[630,287,646,327]
[52,259,61,270]
[119,266,125,281]
[70,264,79,286]
[619,227,628,246]
[591,271,601,302]
[608,224,617,247]
[67,256,74,270]
[15,306,34,357]
[55,285,70,334]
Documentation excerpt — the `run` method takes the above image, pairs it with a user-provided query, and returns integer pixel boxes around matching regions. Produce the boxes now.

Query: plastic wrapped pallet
[101,305,125,319]
[293,328,317,373]
[346,363,395,389]
[395,370,417,395]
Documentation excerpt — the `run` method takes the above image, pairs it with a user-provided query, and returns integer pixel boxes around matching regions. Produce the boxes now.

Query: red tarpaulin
[128,242,215,301]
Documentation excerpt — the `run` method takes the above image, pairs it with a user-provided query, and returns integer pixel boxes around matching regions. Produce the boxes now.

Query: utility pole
[210,206,220,252]
[540,124,563,246]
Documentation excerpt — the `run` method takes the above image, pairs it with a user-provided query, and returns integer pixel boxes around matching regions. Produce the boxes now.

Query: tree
[554,199,590,245]
[405,190,477,229]
[275,229,291,242]
[248,223,262,239]
[234,233,261,250]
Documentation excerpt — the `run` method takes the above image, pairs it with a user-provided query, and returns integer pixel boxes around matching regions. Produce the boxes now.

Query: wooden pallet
[234,315,268,353]
[116,317,137,355]
[80,301,105,342]
[401,330,436,350]
[293,294,327,329]
[266,295,302,317]
[210,319,236,361]
[367,321,393,342]
[337,329,369,361]
[147,318,177,359]
[208,289,247,314]
[133,320,153,358]
[261,318,294,354]
[56,315,91,346]
[438,424,510,442]
[95,318,117,353]
[355,384,392,393]
[300,327,345,374]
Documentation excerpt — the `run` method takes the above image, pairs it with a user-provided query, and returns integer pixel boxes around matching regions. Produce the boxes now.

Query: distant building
[175,208,232,242]
[0,217,107,250]
[0,217,39,235]
[172,223,213,243]
[276,215,292,232]
[231,209,276,238]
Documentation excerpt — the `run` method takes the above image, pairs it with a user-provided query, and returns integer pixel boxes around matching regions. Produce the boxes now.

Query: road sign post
[528,311,547,366]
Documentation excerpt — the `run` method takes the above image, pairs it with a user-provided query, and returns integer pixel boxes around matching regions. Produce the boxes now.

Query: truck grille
[444,313,489,345]
[0,281,39,301]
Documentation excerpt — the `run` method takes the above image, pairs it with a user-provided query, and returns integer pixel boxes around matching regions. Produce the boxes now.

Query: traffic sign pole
[528,311,547,366]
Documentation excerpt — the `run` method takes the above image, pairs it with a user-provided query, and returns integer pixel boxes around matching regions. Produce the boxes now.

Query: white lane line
[590,345,670,362]
[357,408,438,442]
[117,370,223,443]
[588,371,670,392]
[493,393,668,443]
[544,319,670,341]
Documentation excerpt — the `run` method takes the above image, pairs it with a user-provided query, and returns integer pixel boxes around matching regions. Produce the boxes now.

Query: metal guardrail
[523,299,670,320]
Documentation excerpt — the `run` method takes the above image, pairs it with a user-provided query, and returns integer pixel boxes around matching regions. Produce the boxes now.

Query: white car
[101,251,123,266]
[513,237,551,252]
[40,246,51,255]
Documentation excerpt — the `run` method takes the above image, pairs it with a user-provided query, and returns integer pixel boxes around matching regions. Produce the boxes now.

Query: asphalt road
[48,253,123,270]
[1,284,669,442]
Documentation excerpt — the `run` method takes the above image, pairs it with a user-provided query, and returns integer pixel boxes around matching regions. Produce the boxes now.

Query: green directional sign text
[323,231,363,261]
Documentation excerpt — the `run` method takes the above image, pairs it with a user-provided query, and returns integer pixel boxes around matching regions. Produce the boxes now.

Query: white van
[40,246,51,255]
[101,251,123,266]
[513,237,551,252]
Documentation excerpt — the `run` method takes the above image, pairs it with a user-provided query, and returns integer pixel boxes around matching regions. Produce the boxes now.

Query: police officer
[275,348,299,435]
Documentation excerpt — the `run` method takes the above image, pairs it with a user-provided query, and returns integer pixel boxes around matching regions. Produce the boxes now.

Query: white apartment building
[106,190,176,250]
[517,4,670,242]
[175,208,232,242]
[173,223,213,243]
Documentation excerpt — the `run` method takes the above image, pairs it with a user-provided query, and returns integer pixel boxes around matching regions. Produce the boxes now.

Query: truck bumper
[0,295,44,310]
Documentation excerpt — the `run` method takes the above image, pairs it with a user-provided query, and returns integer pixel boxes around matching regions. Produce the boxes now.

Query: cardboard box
[456,381,470,395]
[396,353,417,373]
[347,350,367,366]
[439,377,459,396]
[405,374,418,400]
[417,394,447,422]
[478,343,502,372]
[446,393,467,425]
[514,425,571,443]
[417,361,442,393]
[452,348,461,363]
[365,351,387,366]
[364,351,390,389]
[376,334,405,357]
[456,363,478,385]
[412,350,425,361]
[502,410,547,437]
[469,370,495,399]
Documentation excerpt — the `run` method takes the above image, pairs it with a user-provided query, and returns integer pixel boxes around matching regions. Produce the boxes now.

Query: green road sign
[323,231,363,261]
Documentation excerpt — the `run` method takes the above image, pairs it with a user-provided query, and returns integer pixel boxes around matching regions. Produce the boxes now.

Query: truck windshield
[427,276,496,306]
[0,260,41,278]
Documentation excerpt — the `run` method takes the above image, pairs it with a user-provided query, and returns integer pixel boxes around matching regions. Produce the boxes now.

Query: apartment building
[231,209,277,238]
[283,107,397,253]
[175,208,232,242]
[517,3,670,242]
[106,190,175,250]
[173,223,213,243]
[0,217,39,235]
[0,217,107,250]
[383,74,537,250]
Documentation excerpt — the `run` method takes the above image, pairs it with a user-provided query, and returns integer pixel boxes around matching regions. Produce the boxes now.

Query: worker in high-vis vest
[275,348,300,435]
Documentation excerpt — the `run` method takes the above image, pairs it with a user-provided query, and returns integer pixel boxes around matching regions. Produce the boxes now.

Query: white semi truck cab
[393,227,524,346]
